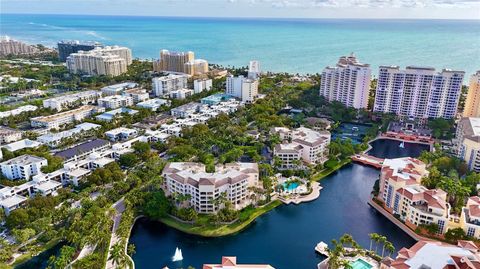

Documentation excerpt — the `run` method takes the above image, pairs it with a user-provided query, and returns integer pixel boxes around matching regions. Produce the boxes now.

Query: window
[467,227,476,237]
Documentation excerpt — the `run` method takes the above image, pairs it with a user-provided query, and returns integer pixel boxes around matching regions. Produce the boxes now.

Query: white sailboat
[399,141,405,148]
[172,247,183,262]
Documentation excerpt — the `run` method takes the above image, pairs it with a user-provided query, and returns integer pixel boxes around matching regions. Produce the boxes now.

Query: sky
[1,0,479,19]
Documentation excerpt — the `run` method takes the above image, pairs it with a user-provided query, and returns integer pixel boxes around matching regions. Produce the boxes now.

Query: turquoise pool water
[283,182,299,191]
[350,259,373,269]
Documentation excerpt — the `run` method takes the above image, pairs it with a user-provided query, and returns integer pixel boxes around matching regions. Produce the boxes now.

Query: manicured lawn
[311,159,351,182]
[159,200,283,237]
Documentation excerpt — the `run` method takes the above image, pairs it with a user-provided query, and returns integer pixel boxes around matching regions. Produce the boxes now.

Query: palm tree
[379,235,387,257]
[368,233,377,251]
[109,243,126,267]
[384,242,395,257]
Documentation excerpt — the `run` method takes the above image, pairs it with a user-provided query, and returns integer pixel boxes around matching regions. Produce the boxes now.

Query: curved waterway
[129,147,423,268]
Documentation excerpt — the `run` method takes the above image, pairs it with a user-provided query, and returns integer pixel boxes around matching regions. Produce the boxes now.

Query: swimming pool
[283,182,299,191]
[350,258,373,269]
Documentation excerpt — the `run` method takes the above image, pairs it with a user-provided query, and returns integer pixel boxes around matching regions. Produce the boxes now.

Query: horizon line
[1,12,480,21]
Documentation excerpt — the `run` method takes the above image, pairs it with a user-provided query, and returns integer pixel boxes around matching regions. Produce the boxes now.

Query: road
[105,198,127,269]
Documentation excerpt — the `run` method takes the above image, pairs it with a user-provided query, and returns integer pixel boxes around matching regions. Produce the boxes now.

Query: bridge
[351,154,384,169]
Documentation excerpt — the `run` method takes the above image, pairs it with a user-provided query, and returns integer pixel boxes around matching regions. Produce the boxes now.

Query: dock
[315,241,329,257]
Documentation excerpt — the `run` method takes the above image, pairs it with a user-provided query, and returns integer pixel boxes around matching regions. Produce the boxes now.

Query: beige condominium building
[153,49,208,75]
[66,46,132,77]
[271,127,330,169]
[162,162,259,213]
[454,117,480,172]
[30,105,104,130]
[464,71,480,117]
[0,36,39,56]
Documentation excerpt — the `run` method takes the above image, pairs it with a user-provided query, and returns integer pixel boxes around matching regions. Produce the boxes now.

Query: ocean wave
[27,22,108,40]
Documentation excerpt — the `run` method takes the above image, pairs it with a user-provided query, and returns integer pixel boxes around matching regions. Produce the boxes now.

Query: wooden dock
[351,154,384,169]
[314,241,329,257]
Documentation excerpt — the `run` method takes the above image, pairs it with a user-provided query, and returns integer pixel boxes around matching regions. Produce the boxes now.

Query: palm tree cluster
[368,233,395,258]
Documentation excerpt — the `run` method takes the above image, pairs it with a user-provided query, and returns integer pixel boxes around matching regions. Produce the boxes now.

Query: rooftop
[2,139,42,152]
[0,154,46,166]
[31,105,99,123]
[54,139,110,160]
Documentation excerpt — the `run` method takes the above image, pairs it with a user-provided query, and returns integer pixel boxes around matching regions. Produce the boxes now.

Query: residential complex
[54,139,111,162]
[319,54,371,109]
[2,139,42,153]
[162,162,259,213]
[0,127,22,144]
[105,127,138,142]
[381,240,480,269]
[194,78,213,94]
[152,74,188,97]
[30,105,104,129]
[136,98,170,111]
[460,196,480,238]
[0,105,37,119]
[66,46,132,76]
[123,88,149,103]
[57,40,103,62]
[37,122,101,147]
[95,107,138,122]
[271,127,330,169]
[0,36,39,56]
[377,157,452,234]
[101,82,138,96]
[42,90,102,111]
[203,256,274,269]
[98,95,134,109]
[464,71,480,117]
[0,155,48,180]
[153,49,208,75]
[170,88,193,100]
[225,75,259,104]
[454,117,480,172]
[373,66,464,119]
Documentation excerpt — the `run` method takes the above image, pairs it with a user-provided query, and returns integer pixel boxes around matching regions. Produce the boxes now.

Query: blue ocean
[1,14,479,76]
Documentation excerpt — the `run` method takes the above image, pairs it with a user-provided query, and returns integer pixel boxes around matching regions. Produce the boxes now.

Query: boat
[399,141,405,148]
[352,127,359,132]
[172,247,183,262]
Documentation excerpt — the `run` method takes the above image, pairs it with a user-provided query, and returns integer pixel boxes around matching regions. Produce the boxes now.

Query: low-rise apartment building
[37,122,101,147]
[101,82,138,96]
[42,90,102,111]
[105,127,138,142]
[95,107,138,122]
[0,155,47,180]
[0,105,37,119]
[162,162,259,213]
[194,78,213,94]
[454,117,480,172]
[30,105,104,130]
[170,88,193,99]
[123,88,149,103]
[0,127,22,144]
[271,127,330,168]
[460,196,480,239]
[98,95,134,109]
[136,98,171,111]
[2,139,42,152]
[54,139,111,163]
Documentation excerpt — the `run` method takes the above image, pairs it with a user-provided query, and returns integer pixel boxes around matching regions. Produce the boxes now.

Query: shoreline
[127,159,351,239]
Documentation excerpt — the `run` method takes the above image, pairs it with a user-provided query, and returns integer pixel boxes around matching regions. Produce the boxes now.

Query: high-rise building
[0,36,39,56]
[153,49,208,75]
[184,59,209,76]
[373,66,464,119]
[57,40,102,62]
[319,54,371,109]
[464,71,480,117]
[152,74,188,97]
[154,50,194,73]
[248,60,260,79]
[454,117,480,172]
[193,79,213,94]
[66,46,132,77]
[226,75,258,104]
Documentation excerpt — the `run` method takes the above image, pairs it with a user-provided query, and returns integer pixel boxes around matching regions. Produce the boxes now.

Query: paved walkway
[368,199,432,242]
[106,198,127,269]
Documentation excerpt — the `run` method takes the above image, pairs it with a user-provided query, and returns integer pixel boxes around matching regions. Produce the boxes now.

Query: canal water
[367,139,430,159]
[129,140,426,269]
